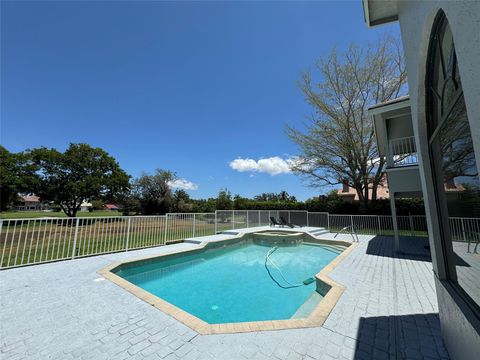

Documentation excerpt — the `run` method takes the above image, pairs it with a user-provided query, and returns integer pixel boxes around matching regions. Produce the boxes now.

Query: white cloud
[229,156,298,176]
[229,158,258,172]
[168,178,198,191]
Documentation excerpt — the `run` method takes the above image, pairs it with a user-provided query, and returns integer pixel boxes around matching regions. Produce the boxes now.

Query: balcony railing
[389,136,418,167]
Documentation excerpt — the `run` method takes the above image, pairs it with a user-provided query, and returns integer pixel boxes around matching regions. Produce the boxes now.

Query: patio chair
[270,217,282,227]
[279,216,299,228]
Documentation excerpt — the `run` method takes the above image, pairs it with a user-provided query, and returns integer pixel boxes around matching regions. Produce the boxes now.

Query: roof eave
[362,0,399,27]
[368,96,410,115]
[369,14,399,27]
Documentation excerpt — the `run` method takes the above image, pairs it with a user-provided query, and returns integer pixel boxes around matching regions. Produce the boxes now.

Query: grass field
[0,211,125,219]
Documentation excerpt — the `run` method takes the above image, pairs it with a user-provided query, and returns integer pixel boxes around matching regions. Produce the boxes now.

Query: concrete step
[318,244,345,254]
[291,291,323,319]
[308,228,330,237]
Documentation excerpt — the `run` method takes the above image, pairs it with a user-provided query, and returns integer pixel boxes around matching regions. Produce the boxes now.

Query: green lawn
[0,210,124,219]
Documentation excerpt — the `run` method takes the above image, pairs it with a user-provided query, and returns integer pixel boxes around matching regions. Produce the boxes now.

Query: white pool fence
[1,210,478,269]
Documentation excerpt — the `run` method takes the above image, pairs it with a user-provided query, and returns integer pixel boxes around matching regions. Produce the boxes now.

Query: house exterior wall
[15,201,41,211]
[385,166,421,194]
[396,1,480,358]
[386,114,414,140]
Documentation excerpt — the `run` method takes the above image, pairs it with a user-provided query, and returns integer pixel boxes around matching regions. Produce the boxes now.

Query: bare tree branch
[287,36,407,211]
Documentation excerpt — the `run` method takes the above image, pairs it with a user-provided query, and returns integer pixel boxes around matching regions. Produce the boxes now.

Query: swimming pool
[112,235,347,325]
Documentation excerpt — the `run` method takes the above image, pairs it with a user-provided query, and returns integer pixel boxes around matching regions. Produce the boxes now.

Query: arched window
[426,10,480,312]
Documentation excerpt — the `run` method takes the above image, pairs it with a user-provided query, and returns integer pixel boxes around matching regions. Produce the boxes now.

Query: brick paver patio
[0,233,450,359]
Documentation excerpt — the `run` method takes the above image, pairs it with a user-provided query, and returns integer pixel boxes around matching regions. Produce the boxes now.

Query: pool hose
[265,246,315,288]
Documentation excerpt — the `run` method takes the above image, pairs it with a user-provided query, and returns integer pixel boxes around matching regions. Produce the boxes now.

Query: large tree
[132,169,176,215]
[31,143,130,217]
[287,36,407,211]
[0,146,39,211]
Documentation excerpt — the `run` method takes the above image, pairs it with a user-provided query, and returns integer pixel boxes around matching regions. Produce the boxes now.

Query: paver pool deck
[0,230,450,360]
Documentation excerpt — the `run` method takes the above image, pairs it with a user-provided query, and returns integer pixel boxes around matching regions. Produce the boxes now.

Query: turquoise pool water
[115,240,342,324]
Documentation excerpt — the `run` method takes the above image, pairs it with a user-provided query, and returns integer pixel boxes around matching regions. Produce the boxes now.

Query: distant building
[337,176,465,202]
[79,202,92,212]
[337,176,390,203]
[103,204,119,211]
[15,195,41,211]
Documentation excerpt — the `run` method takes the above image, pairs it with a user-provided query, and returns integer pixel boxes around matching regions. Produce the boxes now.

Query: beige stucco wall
[395,1,480,358]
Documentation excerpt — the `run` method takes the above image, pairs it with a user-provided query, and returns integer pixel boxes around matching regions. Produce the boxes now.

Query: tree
[287,36,407,211]
[191,198,216,213]
[132,169,175,215]
[233,194,249,210]
[0,146,39,211]
[253,191,296,202]
[173,189,193,213]
[30,143,130,217]
[116,189,140,216]
[90,199,104,210]
[215,189,233,210]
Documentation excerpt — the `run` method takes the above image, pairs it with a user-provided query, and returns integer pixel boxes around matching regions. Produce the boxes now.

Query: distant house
[103,204,119,211]
[337,176,390,203]
[15,195,41,211]
[337,176,464,202]
[79,202,92,212]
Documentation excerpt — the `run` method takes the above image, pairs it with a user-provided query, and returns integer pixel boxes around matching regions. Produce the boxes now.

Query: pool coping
[98,232,357,335]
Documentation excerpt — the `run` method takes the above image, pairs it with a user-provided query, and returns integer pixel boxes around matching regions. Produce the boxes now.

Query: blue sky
[1,1,399,200]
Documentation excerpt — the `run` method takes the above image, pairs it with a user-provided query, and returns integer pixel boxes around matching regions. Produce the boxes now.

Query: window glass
[437,96,480,305]
[428,14,480,309]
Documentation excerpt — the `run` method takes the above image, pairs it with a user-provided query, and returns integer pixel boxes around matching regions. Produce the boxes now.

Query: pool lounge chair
[270,217,282,227]
[279,216,300,228]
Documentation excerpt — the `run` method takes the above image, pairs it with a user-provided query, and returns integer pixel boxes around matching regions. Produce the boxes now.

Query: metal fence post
[193,214,196,237]
[246,210,249,228]
[71,218,80,259]
[258,211,261,227]
[377,216,381,235]
[350,215,354,233]
[307,212,309,227]
[327,213,330,230]
[409,215,415,237]
[461,218,466,242]
[164,214,168,244]
[0,220,3,252]
[125,217,131,252]
[232,210,235,230]
[215,211,218,234]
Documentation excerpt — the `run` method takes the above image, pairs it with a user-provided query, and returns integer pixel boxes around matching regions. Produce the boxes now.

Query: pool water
[115,241,342,324]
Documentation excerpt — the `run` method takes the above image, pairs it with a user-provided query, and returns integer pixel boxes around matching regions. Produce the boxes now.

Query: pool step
[308,228,330,237]
[291,291,323,319]
[320,244,347,254]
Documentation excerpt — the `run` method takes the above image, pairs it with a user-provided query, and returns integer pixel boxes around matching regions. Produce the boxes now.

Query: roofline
[368,95,410,115]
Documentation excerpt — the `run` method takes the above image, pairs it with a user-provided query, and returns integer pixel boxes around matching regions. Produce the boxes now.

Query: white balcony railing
[389,136,418,167]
